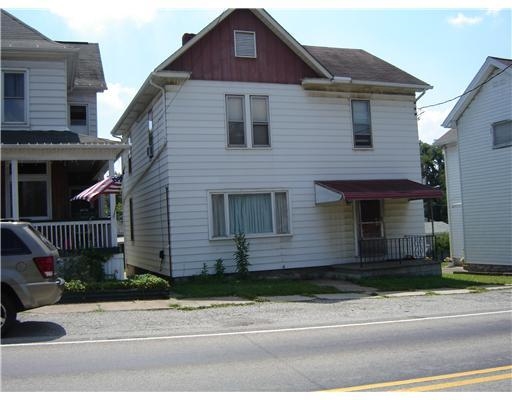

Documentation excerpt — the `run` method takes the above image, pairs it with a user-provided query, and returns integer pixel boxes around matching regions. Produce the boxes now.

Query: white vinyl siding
[156,80,424,277]
[2,59,67,130]
[234,30,256,58]
[68,90,98,136]
[456,68,512,266]
[122,92,172,275]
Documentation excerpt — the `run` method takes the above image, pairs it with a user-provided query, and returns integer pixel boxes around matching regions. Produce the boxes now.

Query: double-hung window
[2,71,27,124]
[351,99,372,148]
[210,191,290,239]
[226,95,270,147]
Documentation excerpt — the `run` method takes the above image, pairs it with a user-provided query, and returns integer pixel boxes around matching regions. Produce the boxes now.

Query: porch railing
[359,235,438,267]
[33,219,114,253]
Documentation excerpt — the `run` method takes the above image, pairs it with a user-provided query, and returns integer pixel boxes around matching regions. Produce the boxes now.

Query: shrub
[435,232,450,259]
[214,258,225,278]
[64,274,170,292]
[233,233,250,278]
[58,249,109,283]
[199,263,209,280]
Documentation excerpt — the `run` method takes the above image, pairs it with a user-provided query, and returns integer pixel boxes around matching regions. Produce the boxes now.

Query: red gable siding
[165,9,321,84]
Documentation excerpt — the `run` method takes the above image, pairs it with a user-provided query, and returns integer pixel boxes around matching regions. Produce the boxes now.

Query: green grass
[170,278,340,300]
[353,273,512,292]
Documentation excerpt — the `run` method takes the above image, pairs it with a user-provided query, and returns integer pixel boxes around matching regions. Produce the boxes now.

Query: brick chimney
[182,33,196,45]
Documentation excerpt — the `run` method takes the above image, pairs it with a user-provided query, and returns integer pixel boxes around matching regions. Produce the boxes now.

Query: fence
[359,235,439,267]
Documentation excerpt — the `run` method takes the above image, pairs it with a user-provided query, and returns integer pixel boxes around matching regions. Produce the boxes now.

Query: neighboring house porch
[1,130,128,253]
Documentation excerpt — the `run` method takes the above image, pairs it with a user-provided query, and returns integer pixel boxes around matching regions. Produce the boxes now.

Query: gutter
[302,76,432,92]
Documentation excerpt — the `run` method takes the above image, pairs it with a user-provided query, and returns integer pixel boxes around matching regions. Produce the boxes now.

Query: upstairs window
[492,120,512,149]
[226,95,246,146]
[70,105,87,126]
[2,71,27,124]
[226,95,270,148]
[351,100,373,148]
[250,96,270,147]
[234,31,256,58]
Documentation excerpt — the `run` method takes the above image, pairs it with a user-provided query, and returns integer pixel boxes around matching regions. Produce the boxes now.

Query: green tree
[420,141,447,222]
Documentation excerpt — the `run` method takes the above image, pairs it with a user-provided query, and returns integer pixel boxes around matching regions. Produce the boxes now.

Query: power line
[418,62,512,111]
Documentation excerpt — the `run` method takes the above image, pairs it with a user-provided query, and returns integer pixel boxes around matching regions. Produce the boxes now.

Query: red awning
[315,179,443,203]
[71,175,122,203]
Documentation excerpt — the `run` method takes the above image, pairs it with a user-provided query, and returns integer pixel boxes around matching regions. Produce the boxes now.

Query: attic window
[234,31,256,58]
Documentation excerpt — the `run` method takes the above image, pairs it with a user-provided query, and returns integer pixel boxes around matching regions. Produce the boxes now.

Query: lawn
[353,273,512,291]
[171,278,340,299]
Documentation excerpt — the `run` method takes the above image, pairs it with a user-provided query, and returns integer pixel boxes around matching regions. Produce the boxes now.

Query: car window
[1,228,31,256]
[26,226,58,252]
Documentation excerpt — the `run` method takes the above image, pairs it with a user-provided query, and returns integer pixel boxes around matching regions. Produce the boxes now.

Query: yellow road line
[323,365,512,392]
[396,372,512,392]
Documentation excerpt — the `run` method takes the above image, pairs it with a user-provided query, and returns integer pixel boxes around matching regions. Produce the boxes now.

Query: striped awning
[71,175,122,202]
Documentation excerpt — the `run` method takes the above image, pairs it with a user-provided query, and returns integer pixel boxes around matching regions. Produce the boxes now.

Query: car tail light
[33,256,55,278]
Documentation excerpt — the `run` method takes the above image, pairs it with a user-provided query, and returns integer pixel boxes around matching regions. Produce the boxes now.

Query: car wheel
[1,294,17,336]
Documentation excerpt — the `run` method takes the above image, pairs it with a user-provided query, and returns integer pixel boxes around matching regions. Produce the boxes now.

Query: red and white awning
[71,175,122,203]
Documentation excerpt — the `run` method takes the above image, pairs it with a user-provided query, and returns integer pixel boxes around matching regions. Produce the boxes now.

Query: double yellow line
[323,365,512,392]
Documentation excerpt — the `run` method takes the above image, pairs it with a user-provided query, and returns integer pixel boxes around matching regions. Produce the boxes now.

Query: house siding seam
[121,79,425,277]
[457,69,512,266]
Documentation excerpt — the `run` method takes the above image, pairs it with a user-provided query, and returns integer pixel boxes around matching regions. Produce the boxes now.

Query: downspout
[148,75,172,279]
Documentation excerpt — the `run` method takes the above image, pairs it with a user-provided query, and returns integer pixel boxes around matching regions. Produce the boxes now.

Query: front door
[359,200,383,239]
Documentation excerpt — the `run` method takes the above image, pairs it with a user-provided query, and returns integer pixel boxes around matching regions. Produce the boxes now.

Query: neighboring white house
[113,8,442,278]
[439,56,512,271]
[1,9,128,252]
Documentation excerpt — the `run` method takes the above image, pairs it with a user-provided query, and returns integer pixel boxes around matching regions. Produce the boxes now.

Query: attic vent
[234,30,256,58]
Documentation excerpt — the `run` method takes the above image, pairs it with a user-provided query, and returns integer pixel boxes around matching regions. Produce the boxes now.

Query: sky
[3,1,511,145]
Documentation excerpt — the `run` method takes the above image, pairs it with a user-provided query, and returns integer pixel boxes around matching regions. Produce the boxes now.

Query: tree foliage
[420,141,447,222]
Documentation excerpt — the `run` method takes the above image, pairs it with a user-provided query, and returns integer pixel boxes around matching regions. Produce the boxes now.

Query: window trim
[69,103,88,125]
[2,69,29,126]
[351,99,373,149]
[491,119,512,149]
[234,30,257,58]
[225,94,271,149]
[147,109,154,158]
[208,189,292,240]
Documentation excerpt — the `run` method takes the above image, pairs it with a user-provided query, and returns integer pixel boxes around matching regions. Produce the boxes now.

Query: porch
[32,218,119,254]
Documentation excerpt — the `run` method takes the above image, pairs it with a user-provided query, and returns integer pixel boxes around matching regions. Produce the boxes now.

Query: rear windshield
[27,225,58,252]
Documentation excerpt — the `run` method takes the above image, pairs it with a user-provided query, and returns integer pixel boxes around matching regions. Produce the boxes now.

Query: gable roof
[442,56,512,128]
[58,41,107,91]
[155,8,332,79]
[113,8,431,136]
[1,9,106,91]
[1,9,73,53]
[304,46,430,88]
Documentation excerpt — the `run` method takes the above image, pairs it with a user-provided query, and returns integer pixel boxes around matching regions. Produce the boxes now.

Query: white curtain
[229,193,272,235]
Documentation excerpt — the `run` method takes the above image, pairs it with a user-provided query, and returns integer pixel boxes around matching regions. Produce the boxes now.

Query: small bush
[214,258,225,278]
[435,232,450,259]
[233,233,250,278]
[199,263,209,280]
[64,274,170,293]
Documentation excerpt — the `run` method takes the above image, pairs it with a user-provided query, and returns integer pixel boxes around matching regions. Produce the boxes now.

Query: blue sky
[3,1,511,144]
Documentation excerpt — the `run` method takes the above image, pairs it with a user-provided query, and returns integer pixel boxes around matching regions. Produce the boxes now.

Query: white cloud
[97,83,137,139]
[448,12,483,27]
[417,106,452,144]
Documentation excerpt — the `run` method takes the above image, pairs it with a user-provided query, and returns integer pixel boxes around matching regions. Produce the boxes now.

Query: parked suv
[1,221,65,336]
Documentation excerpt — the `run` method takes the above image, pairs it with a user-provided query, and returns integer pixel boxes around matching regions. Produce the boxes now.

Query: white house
[1,9,128,252]
[113,8,442,278]
[439,56,512,272]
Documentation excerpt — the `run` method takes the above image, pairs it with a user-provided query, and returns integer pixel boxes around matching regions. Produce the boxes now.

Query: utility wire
[418,62,512,111]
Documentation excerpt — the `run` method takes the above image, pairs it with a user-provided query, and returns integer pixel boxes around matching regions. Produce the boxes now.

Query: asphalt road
[1,290,511,391]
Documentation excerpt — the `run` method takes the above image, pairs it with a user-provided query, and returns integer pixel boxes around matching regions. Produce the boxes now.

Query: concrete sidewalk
[28,280,511,315]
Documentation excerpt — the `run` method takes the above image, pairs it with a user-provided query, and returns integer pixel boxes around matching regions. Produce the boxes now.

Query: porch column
[109,161,118,248]
[10,160,19,220]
